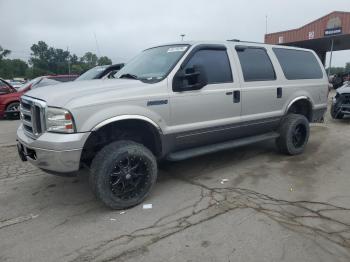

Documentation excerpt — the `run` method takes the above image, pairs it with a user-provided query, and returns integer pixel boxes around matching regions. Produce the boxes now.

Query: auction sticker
[167,46,187,53]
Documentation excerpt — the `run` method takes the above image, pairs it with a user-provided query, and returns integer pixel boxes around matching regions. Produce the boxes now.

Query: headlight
[46,107,76,133]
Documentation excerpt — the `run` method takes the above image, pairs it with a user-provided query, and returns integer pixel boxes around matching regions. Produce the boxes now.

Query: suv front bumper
[17,124,90,174]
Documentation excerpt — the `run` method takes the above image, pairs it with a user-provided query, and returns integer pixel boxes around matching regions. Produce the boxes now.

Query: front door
[168,44,242,151]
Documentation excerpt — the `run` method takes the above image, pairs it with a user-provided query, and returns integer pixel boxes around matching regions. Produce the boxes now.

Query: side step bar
[167,132,280,161]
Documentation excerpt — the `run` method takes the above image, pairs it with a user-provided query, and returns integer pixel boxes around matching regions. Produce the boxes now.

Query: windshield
[114,45,189,82]
[76,66,108,81]
[17,77,42,92]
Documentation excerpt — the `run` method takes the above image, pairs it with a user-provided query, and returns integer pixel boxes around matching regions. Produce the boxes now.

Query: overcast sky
[1,0,349,66]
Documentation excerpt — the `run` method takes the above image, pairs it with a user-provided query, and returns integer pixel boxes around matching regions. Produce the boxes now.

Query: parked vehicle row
[0,75,77,119]
[330,72,350,89]
[331,81,350,119]
[0,65,125,120]
[6,79,26,89]
[16,40,329,209]
[75,63,124,81]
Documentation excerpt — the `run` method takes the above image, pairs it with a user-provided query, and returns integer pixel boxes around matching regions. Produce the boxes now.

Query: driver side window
[184,49,233,84]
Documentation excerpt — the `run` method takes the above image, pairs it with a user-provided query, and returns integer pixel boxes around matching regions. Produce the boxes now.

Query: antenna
[93,32,101,57]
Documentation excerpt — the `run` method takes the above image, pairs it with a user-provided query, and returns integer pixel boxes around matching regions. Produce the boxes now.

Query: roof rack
[227,39,265,44]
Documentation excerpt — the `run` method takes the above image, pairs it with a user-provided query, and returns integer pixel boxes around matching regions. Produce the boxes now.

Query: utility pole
[265,15,268,34]
[67,46,71,75]
[180,34,185,41]
[328,38,334,78]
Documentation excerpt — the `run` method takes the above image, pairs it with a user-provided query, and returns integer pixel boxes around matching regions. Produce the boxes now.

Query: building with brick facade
[265,11,350,65]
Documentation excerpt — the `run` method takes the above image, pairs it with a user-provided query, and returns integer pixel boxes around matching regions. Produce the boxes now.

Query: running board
[167,132,280,161]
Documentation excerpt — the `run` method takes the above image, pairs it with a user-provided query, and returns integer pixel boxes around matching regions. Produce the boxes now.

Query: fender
[91,114,163,133]
[285,96,313,114]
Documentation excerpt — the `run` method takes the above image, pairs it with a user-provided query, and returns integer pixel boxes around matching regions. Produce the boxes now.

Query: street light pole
[328,38,334,78]
[67,46,71,75]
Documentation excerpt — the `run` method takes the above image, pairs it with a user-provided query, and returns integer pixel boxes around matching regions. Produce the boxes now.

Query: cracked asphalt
[1,102,350,262]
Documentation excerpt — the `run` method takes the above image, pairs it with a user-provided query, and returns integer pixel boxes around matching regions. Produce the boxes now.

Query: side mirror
[173,65,208,92]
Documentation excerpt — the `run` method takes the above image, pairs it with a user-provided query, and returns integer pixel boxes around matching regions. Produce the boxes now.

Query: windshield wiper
[119,73,138,80]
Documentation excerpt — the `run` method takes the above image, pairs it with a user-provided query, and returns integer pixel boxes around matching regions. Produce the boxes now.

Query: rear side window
[185,49,233,84]
[236,47,276,81]
[273,48,323,80]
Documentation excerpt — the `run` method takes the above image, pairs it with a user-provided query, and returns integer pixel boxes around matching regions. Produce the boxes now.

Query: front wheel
[6,102,20,112]
[276,114,310,155]
[330,103,344,119]
[90,140,157,209]
[5,102,20,119]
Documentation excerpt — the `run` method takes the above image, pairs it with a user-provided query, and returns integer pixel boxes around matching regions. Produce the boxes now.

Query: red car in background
[0,75,78,119]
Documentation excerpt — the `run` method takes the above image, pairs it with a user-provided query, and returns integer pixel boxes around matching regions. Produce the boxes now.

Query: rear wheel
[276,114,310,155]
[90,140,157,209]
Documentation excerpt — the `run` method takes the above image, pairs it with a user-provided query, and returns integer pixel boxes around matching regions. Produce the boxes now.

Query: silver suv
[17,41,329,209]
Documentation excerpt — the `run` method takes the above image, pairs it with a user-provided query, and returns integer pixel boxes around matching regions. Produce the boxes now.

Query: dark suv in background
[75,63,124,81]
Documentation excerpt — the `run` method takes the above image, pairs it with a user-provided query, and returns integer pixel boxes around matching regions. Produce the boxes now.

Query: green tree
[29,41,70,76]
[1,40,114,78]
[0,59,28,78]
[97,56,112,66]
[345,62,350,73]
[326,67,345,75]
[80,52,98,68]
[71,64,84,74]
[0,46,11,60]
[70,54,79,64]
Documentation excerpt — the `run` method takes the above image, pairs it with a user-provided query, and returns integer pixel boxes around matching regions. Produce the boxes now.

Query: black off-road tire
[330,103,344,119]
[90,140,157,209]
[276,114,310,155]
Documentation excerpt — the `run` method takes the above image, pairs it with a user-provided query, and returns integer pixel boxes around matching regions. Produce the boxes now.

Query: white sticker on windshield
[167,46,187,53]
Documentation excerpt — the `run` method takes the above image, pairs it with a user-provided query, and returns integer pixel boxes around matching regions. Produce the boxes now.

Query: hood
[337,84,350,94]
[24,79,152,108]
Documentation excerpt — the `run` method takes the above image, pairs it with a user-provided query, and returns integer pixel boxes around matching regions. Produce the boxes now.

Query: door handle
[277,87,282,98]
[233,90,240,103]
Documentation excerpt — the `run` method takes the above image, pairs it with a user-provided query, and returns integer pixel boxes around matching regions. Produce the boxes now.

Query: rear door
[234,45,282,135]
[169,44,242,150]
[272,47,328,112]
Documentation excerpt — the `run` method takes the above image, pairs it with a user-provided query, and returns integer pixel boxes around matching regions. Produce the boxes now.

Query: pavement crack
[0,213,39,230]
[66,177,350,261]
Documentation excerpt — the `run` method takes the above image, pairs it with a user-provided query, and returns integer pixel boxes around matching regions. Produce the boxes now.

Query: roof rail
[227,39,266,45]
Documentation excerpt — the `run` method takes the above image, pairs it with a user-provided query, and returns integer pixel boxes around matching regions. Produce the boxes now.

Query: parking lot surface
[1,108,350,262]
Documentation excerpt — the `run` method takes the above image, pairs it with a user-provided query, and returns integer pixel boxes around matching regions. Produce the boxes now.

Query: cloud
[1,0,349,66]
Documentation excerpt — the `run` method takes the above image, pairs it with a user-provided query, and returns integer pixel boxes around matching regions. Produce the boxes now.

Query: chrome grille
[20,96,46,139]
[342,94,350,104]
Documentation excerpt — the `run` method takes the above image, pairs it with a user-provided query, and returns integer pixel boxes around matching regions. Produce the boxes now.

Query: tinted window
[76,66,108,81]
[236,47,276,81]
[184,49,233,84]
[273,48,323,80]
